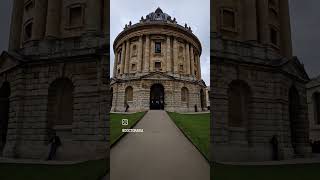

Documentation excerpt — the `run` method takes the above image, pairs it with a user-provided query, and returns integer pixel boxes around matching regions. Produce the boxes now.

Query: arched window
[228,80,251,127]
[181,87,189,102]
[47,78,74,128]
[313,92,320,125]
[125,86,133,102]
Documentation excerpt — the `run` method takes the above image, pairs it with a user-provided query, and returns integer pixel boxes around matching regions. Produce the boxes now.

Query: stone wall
[0,55,108,160]
[111,79,206,113]
[211,37,310,162]
[307,77,320,141]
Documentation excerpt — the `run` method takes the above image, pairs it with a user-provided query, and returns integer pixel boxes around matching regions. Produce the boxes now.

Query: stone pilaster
[120,43,126,74]
[86,0,101,33]
[124,41,130,74]
[8,0,24,51]
[190,46,195,76]
[185,43,190,75]
[280,0,293,58]
[257,0,269,44]
[32,0,48,40]
[144,35,150,72]
[197,55,201,80]
[243,0,257,41]
[45,0,61,38]
[166,36,172,72]
[173,38,179,73]
[137,36,143,72]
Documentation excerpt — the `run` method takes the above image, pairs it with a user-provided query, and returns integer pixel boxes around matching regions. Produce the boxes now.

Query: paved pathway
[110,110,210,180]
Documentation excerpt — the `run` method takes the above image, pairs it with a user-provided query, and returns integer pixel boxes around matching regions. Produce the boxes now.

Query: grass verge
[213,163,320,180]
[167,112,210,160]
[0,159,107,180]
[110,112,146,145]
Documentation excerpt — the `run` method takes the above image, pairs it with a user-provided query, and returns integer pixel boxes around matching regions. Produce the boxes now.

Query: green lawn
[0,159,107,180]
[110,112,146,145]
[167,112,210,159]
[213,163,320,180]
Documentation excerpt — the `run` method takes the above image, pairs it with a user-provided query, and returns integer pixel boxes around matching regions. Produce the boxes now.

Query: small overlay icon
[122,119,129,126]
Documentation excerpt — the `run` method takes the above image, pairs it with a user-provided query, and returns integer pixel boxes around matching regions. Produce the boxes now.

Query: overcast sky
[110,0,210,85]
[0,0,319,82]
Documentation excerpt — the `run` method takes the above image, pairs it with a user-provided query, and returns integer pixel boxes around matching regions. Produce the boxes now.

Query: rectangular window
[155,42,161,53]
[180,65,184,71]
[131,64,136,71]
[155,62,161,70]
[69,6,82,27]
[222,9,236,30]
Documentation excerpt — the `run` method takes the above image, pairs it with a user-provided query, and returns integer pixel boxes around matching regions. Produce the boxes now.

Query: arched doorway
[289,86,300,154]
[47,78,74,131]
[0,82,10,152]
[150,84,164,110]
[200,89,205,111]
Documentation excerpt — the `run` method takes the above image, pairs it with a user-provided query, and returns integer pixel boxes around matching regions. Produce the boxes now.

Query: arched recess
[289,86,304,154]
[313,92,320,125]
[0,82,10,152]
[227,80,252,144]
[181,87,189,106]
[47,78,74,131]
[228,80,251,127]
[125,86,133,104]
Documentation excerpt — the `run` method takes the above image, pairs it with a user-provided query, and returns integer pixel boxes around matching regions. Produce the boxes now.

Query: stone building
[111,8,207,112]
[211,0,311,162]
[307,76,320,141]
[0,0,109,161]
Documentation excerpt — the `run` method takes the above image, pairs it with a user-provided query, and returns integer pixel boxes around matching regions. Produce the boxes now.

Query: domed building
[111,8,207,112]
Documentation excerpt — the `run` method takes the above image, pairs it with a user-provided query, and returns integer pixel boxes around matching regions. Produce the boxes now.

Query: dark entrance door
[150,84,164,110]
[0,82,10,152]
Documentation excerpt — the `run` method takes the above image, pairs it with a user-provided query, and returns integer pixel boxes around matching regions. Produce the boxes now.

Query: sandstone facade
[0,0,109,161]
[211,0,311,162]
[111,8,207,112]
[307,76,320,141]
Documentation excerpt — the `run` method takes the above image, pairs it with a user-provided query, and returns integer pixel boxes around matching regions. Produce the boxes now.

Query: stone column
[120,43,126,74]
[257,0,269,44]
[144,35,150,72]
[113,52,118,77]
[137,36,143,72]
[190,46,195,76]
[166,36,172,72]
[243,0,257,41]
[185,43,191,75]
[45,0,61,38]
[198,56,202,80]
[32,0,48,40]
[8,0,24,51]
[173,38,179,73]
[86,0,101,32]
[280,0,293,58]
[124,41,130,74]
